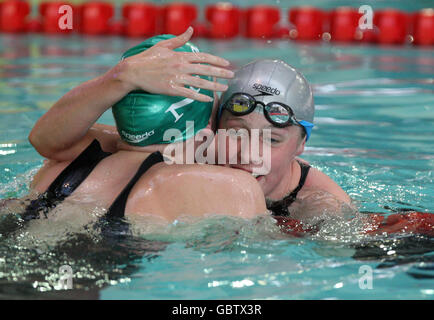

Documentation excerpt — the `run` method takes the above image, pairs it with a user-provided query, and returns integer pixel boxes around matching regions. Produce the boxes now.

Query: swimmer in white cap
[217,59,352,221]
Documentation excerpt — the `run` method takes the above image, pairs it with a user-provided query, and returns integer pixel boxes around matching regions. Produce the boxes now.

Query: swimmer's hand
[116,26,234,102]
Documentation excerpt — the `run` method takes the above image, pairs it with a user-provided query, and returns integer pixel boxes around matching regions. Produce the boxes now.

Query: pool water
[0,34,433,299]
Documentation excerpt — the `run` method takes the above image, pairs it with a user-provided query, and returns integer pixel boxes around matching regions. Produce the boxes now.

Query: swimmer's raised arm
[29,27,234,162]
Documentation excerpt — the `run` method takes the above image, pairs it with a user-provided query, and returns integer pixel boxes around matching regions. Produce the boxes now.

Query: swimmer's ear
[155,27,194,50]
[295,135,306,157]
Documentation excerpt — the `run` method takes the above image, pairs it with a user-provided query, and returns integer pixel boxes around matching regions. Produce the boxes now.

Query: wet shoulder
[295,158,351,205]
[125,163,267,219]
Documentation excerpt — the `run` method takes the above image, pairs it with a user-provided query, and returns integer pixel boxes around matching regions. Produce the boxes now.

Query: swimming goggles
[221,92,314,140]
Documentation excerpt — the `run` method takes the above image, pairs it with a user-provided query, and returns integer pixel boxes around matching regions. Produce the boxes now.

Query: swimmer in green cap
[112,33,215,147]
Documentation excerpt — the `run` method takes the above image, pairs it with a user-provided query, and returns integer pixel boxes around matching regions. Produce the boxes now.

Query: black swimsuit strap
[46,140,112,199]
[22,139,111,221]
[105,151,164,219]
[268,160,311,217]
[289,160,311,198]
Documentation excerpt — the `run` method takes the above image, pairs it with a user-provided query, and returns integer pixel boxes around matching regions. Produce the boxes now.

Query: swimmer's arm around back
[28,66,128,161]
[29,27,233,162]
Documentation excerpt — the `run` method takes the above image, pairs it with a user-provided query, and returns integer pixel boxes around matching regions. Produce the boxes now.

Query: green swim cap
[112,35,214,147]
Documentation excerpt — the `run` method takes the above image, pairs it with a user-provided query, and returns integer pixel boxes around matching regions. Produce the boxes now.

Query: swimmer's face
[218,109,305,197]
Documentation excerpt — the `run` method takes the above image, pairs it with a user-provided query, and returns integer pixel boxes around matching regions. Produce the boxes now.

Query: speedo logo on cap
[121,130,155,143]
[252,83,281,96]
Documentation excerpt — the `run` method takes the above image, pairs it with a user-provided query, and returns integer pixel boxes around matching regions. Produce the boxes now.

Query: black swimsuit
[267,160,311,217]
[21,139,164,221]
[21,139,309,220]
[106,151,164,218]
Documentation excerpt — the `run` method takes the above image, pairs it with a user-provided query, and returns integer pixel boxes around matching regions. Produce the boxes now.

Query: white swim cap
[218,59,315,124]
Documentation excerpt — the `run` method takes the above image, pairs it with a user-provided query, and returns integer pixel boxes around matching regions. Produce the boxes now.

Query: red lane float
[245,5,280,39]
[0,0,30,33]
[275,212,434,238]
[374,9,410,44]
[80,1,113,35]
[329,7,360,42]
[289,6,325,41]
[161,3,197,35]
[273,26,290,39]
[122,3,158,38]
[191,21,208,38]
[357,26,378,43]
[412,8,434,46]
[26,18,42,33]
[205,3,241,39]
[0,2,431,47]
[108,20,123,36]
